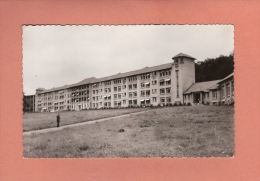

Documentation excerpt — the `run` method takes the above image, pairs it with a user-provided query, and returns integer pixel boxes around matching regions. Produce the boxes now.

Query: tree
[23,92,28,114]
[195,53,234,82]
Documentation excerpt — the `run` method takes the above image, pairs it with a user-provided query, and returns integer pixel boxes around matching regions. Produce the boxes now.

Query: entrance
[193,93,201,104]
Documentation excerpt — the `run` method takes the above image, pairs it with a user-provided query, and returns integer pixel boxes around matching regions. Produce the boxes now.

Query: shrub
[183,102,186,106]
[118,128,125,132]
[173,102,178,106]
[187,102,192,106]
[78,145,90,151]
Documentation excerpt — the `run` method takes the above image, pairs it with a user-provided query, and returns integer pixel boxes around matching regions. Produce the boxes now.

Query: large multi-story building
[35,53,196,112]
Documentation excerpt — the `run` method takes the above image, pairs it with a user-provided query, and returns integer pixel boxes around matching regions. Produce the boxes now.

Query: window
[114,87,117,92]
[160,88,165,95]
[118,86,121,92]
[114,94,117,99]
[129,100,132,105]
[213,91,217,99]
[128,84,132,90]
[133,84,137,89]
[165,79,171,85]
[107,95,111,100]
[133,100,137,105]
[129,92,132,98]
[226,83,230,97]
[166,97,171,103]
[152,89,157,94]
[118,93,121,99]
[146,90,150,96]
[118,101,122,107]
[123,100,126,104]
[152,97,157,102]
[145,99,150,104]
[145,82,150,88]
[141,91,145,97]
[133,91,137,97]
[160,97,165,103]
[141,83,145,88]
[166,87,171,94]
[160,79,165,86]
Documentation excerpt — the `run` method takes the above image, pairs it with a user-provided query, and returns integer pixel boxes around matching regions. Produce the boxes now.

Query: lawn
[23,105,234,158]
[23,108,151,132]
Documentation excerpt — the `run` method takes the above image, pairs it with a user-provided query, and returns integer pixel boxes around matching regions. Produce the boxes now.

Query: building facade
[183,73,234,105]
[34,53,196,112]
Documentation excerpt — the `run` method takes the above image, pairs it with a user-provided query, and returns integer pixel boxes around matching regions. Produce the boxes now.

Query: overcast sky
[23,25,233,95]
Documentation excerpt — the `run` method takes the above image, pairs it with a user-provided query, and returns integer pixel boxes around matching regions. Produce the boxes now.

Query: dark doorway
[194,93,200,103]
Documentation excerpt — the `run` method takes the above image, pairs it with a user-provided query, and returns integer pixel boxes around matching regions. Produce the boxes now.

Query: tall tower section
[171,53,196,104]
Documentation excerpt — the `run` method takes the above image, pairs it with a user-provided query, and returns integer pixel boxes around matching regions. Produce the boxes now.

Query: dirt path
[23,109,154,136]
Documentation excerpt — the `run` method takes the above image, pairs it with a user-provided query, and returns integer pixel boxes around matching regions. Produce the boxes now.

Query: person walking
[57,113,60,127]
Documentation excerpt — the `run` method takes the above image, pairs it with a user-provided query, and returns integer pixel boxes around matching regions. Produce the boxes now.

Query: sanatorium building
[26,53,234,113]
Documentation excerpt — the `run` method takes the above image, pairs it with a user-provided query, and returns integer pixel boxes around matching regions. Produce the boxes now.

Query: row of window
[71,85,89,91]
[160,70,171,77]
[92,96,172,107]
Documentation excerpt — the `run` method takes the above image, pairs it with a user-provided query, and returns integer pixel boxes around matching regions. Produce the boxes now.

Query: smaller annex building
[183,73,234,105]
[24,95,35,113]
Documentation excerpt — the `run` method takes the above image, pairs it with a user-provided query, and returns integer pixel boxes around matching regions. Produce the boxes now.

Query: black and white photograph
[23,25,234,158]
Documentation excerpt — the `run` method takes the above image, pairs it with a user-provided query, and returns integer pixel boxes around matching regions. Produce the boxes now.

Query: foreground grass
[23,108,151,132]
[23,106,234,158]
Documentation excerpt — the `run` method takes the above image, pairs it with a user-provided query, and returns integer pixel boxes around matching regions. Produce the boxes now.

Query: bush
[78,145,90,151]
[187,102,191,106]
[118,128,125,132]
[173,102,178,106]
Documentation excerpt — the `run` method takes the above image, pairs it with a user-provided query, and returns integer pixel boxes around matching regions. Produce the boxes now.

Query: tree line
[195,53,234,82]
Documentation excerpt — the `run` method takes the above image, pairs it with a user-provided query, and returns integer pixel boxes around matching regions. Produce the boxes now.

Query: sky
[23,25,234,95]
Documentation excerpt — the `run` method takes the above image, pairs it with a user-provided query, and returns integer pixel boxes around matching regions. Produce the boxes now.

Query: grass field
[23,105,234,158]
[23,108,151,132]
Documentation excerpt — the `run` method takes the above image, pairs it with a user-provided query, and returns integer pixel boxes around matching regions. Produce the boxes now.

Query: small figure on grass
[56,113,60,128]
